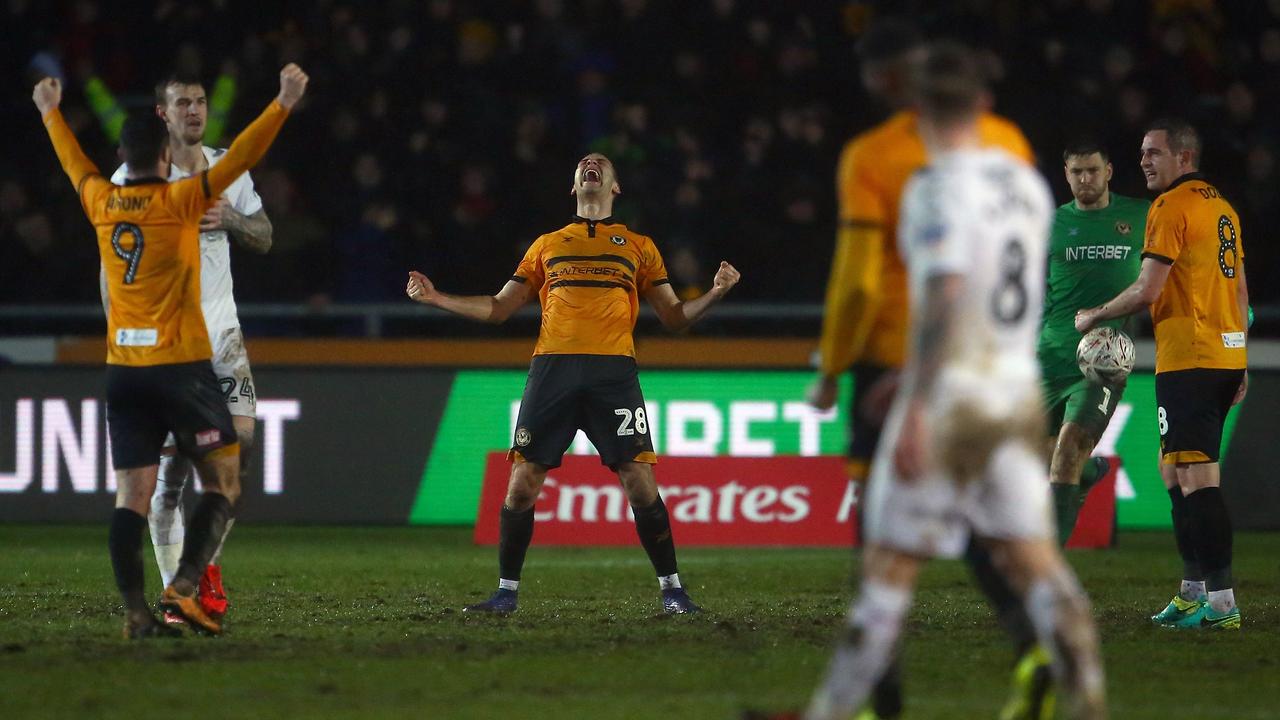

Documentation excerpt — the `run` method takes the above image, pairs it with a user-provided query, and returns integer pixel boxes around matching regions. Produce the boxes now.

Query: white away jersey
[111,147,262,334]
[898,148,1053,408]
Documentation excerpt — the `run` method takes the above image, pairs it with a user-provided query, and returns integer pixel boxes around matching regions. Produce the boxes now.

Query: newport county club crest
[1115,221,1132,236]
[515,427,532,447]
[610,235,627,246]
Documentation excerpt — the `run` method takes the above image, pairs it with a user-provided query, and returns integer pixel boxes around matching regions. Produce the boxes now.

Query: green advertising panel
[409,370,1240,528]
[1101,375,1241,527]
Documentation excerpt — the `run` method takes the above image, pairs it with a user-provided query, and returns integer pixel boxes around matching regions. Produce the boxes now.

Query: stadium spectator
[4,1,1279,313]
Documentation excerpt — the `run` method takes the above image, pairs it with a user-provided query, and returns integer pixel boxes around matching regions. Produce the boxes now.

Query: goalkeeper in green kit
[1039,140,1147,544]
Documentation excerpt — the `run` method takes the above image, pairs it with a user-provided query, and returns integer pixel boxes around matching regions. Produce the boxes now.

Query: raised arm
[204,64,308,199]
[406,271,532,324]
[645,261,740,332]
[34,78,104,203]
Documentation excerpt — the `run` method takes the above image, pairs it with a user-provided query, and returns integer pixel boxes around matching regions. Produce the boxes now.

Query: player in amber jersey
[406,152,739,615]
[33,65,306,638]
[1039,140,1148,544]
[803,21,1042,720]
[805,43,1105,720]
[108,73,274,625]
[1077,119,1248,630]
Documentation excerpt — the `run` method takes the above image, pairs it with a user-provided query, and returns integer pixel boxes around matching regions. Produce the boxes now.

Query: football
[1076,326,1136,384]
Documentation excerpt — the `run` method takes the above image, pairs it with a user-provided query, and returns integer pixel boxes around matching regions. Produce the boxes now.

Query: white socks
[1207,589,1236,614]
[1179,579,1206,601]
[658,573,682,590]
[806,579,912,720]
[210,518,236,565]
[1025,572,1107,719]
[498,578,519,591]
[149,455,188,587]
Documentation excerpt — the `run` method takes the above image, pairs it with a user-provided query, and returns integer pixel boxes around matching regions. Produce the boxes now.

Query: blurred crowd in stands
[2,0,1278,311]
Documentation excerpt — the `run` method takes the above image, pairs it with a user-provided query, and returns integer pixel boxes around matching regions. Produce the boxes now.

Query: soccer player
[108,73,274,623]
[1076,119,1248,629]
[406,152,740,614]
[804,42,1106,720]
[1040,141,1148,544]
[806,20,1042,720]
[33,64,307,637]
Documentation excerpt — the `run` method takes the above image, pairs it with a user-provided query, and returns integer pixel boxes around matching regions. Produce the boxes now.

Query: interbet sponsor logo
[473,453,1117,547]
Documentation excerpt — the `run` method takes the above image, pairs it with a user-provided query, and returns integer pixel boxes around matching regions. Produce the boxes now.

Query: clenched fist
[406,270,437,305]
[710,261,741,297]
[32,77,62,116]
[277,64,309,109]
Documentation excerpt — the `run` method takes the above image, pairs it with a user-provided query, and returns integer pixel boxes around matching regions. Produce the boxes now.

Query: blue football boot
[662,587,702,614]
[463,588,518,614]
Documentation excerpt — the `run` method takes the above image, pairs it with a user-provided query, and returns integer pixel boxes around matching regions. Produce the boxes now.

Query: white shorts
[162,327,255,449]
[209,326,256,419]
[863,404,1053,559]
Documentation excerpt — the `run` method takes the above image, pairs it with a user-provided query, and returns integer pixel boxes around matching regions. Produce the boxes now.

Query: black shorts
[105,361,238,470]
[1154,368,1244,464]
[509,354,655,470]
[847,363,891,470]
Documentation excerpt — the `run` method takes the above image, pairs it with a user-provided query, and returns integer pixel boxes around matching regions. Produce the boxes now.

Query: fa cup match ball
[1076,326,1135,384]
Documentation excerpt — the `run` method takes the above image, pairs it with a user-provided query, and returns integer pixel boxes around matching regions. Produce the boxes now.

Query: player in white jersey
[107,72,273,622]
[804,43,1105,720]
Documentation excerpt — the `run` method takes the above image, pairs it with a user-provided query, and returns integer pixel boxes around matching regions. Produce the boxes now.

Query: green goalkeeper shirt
[1037,193,1149,379]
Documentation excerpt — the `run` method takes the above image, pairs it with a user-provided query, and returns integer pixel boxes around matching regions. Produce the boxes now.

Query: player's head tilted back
[119,112,171,178]
[910,41,989,144]
[1140,118,1200,192]
[1062,138,1113,207]
[856,18,926,108]
[571,153,619,198]
[154,72,207,146]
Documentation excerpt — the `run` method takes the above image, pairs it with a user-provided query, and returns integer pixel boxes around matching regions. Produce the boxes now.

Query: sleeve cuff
[1141,251,1174,265]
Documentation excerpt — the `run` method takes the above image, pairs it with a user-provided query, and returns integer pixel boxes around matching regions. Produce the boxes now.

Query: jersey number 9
[110,223,145,284]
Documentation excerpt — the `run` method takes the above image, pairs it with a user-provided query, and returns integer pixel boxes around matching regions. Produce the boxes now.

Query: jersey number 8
[991,236,1028,324]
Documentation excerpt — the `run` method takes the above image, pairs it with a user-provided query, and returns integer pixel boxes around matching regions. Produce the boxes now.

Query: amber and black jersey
[42,102,289,367]
[512,217,669,357]
[819,110,1034,374]
[1142,172,1247,373]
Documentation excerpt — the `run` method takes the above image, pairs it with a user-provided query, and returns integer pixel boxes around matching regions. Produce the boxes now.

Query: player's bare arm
[644,260,741,332]
[1074,257,1171,332]
[202,199,273,253]
[894,273,963,480]
[406,271,531,323]
[198,64,307,204]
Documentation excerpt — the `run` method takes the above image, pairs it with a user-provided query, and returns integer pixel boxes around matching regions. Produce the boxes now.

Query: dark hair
[856,18,924,63]
[119,113,170,170]
[911,41,986,124]
[1062,138,1110,164]
[1146,117,1202,165]
[154,72,204,106]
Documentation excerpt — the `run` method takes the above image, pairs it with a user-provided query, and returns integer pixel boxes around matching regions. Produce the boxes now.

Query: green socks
[1078,456,1106,492]
[1054,457,1111,545]
[1052,483,1084,545]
